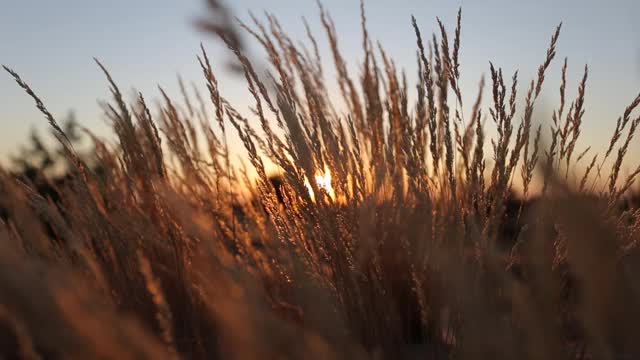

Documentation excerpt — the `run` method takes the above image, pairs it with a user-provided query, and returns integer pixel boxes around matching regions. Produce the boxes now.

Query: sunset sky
[2,0,639,170]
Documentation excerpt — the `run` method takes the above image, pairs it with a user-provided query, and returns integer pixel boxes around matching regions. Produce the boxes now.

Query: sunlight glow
[304,167,335,201]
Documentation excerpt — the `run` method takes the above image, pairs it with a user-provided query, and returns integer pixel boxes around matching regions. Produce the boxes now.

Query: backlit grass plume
[2,2,640,359]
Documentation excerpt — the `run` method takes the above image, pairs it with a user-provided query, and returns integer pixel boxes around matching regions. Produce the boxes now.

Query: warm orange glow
[304,167,335,201]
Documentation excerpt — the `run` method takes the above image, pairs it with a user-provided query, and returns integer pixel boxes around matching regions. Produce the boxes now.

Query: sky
[2,0,640,172]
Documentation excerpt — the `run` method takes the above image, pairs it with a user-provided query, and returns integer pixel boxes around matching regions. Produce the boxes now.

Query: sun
[304,166,335,201]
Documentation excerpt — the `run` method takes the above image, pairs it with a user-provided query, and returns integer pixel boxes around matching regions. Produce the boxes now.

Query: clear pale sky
[2,0,640,169]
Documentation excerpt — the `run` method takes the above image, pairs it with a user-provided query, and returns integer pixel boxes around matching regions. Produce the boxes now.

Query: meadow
[2,2,640,359]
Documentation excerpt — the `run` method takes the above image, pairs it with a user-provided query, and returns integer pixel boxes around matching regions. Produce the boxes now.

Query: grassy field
[2,2,640,359]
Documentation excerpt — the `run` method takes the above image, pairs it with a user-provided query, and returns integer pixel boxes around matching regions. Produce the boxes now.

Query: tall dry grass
[2,2,640,359]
